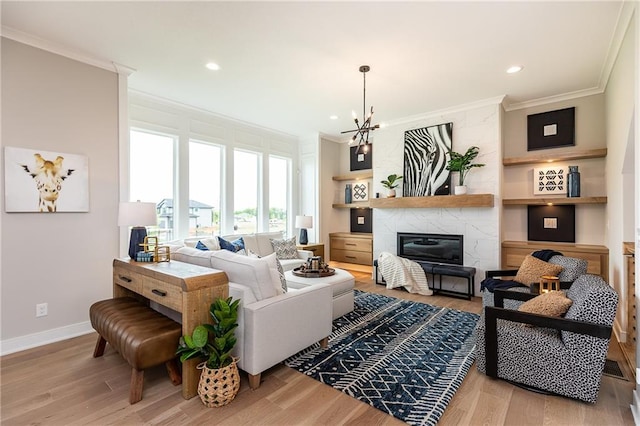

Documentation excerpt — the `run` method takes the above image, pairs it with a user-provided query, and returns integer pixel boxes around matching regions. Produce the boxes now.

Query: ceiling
[1,1,626,140]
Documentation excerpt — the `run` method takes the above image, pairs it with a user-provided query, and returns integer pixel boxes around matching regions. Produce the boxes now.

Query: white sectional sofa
[170,232,333,390]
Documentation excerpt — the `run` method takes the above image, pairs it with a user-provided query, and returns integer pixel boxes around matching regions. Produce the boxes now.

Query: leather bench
[89,297,183,404]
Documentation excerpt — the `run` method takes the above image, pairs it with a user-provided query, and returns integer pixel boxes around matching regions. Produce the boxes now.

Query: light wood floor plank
[0,270,635,425]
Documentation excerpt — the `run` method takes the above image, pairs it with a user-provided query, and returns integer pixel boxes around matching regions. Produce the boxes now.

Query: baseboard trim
[631,390,640,425]
[0,321,94,356]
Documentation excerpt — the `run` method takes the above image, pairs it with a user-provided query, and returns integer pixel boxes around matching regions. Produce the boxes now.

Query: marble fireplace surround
[371,100,502,295]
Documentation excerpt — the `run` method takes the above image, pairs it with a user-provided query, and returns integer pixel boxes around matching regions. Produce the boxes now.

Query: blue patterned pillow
[195,241,209,251]
[218,236,245,253]
[270,236,298,260]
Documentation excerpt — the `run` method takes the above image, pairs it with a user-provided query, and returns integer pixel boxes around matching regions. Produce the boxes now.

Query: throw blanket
[480,277,526,292]
[532,249,563,262]
[377,252,433,295]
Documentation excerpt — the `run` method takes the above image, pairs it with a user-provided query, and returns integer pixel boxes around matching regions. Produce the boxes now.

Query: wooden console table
[112,258,228,399]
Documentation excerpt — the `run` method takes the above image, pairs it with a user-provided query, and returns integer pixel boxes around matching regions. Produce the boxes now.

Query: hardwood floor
[1,269,635,425]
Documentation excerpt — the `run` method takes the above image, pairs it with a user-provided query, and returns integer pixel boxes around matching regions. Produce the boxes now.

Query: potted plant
[446,146,485,195]
[381,174,403,198]
[177,297,241,407]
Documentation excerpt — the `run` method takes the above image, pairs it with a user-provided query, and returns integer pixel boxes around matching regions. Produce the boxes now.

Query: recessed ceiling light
[329,115,338,120]
[506,65,523,74]
[205,62,220,71]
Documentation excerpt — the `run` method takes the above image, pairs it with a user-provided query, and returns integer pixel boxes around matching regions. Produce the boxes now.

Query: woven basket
[197,360,240,407]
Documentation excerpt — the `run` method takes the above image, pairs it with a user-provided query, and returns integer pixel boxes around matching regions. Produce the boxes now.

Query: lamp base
[129,227,147,260]
[299,228,308,245]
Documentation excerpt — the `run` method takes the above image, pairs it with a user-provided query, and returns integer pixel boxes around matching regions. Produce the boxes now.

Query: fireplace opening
[397,232,463,265]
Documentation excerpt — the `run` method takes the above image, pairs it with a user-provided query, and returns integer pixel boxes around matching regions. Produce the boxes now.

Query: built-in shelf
[369,194,494,209]
[502,196,607,206]
[332,202,371,209]
[332,172,373,181]
[503,148,607,166]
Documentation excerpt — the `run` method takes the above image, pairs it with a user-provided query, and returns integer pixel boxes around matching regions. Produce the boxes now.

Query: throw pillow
[270,236,298,260]
[247,251,287,293]
[514,255,563,285]
[518,290,573,317]
[218,236,245,253]
[195,241,209,251]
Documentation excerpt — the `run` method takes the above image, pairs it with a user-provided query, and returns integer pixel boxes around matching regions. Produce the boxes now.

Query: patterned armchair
[475,274,618,403]
[481,254,588,309]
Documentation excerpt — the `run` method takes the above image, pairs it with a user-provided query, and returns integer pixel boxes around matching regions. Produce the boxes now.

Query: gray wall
[1,39,119,352]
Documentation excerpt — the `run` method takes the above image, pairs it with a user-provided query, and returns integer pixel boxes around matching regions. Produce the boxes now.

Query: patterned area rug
[285,290,479,426]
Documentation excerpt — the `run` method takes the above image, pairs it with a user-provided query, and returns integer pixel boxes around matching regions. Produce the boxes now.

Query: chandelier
[341,65,379,154]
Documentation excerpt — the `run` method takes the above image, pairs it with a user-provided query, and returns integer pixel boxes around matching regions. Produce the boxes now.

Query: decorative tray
[291,267,335,278]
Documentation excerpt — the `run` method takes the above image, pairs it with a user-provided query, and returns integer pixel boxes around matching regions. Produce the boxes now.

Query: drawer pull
[346,256,357,259]
[152,289,167,297]
[345,243,357,246]
[119,275,132,283]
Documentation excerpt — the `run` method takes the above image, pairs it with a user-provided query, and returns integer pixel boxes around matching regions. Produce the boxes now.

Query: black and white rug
[285,290,479,426]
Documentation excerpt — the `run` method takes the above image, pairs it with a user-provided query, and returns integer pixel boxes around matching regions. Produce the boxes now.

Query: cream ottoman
[285,268,355,320]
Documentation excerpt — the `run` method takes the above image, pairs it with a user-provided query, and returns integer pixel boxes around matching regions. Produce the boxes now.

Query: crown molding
[503,86,603,112]
[598,1,636,93]
[1,26,135,75]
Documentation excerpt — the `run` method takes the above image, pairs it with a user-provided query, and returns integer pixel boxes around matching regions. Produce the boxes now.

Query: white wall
[372,101,502,295]
[604,13,637,343]
[1,38,120,353]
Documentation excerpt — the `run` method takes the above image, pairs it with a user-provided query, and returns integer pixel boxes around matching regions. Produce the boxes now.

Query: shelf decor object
[527,107,575,151]
[344,184,353,204]
[567,165,581,197]
[138,236,170,262]
[533,166,566,195]
[352,182,369,201]
[341,65,379,155]
[295,215,313,245]
[527,205,575,243]
[403,122,452,196]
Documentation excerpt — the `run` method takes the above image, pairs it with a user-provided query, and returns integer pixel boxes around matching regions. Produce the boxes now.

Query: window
[189,141,222,237]
[269,156,290,233]
[233,150,259,234]
[129,130,175,241]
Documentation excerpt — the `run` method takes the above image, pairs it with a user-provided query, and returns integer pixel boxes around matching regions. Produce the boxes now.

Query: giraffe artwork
[21,154,75,212]
[4,147,89,213]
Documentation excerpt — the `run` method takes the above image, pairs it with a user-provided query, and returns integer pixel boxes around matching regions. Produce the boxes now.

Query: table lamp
[118,201,157,259]
[295,215,313,245]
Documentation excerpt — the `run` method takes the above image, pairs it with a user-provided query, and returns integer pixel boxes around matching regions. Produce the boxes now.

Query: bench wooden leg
[165,359,182,386]
[93,335,107,358]
[248,373,261,390]
[129,368,144,404]
[319,337,328,348]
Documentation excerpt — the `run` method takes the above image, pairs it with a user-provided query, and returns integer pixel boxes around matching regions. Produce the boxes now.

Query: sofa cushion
[514,255,563,285]
[271,236,298,260]
[209,250,277,301]
[247,250,287,294]
[218,236,245,253]
[241,232,283,257]
[174,247,215,268]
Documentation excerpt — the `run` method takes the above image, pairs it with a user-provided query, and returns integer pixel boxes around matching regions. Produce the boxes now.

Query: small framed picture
[528,205,575,242]
[350,145,372,171]
[527,107,575,151]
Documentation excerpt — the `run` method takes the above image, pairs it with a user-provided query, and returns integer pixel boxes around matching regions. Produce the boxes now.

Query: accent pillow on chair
[518,290,573,318]
[270,236,298,260]
[514,255,563,285]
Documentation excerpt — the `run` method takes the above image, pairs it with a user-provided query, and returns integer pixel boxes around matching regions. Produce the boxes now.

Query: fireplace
[397,232,463,265]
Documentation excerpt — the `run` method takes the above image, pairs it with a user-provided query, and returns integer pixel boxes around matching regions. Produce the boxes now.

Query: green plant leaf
[192,325,208,348]
[183,335,195,349]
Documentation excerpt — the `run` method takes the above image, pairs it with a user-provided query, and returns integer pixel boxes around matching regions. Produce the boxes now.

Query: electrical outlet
[36,303,48,317]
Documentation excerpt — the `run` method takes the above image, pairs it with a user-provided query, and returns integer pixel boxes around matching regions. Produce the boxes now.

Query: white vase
[454,185,467,195]
[387,189,396,198]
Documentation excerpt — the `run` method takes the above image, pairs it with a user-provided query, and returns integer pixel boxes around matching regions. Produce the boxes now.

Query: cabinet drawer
[331,237,372,252]
[142,277,183,312]
[331,249,372,265]
[113,267,143,294]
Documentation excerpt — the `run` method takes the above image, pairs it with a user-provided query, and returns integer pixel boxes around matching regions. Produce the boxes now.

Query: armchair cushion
[518,290,572,318]
[549,255,588,282]
[514,255,563,285]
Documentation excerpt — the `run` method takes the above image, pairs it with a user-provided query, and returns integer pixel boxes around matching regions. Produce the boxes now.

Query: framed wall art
[533,166,566,195]
[527,107,575,151]
[350,208,372,233]
[350,145,372,171]
[351,181,369,202]
[527,205,575,243]
[4,146,89,213]
[403,122,452,197]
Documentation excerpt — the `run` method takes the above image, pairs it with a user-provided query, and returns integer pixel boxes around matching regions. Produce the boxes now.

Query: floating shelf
[503,148,607,166]
[369,194,494,209]
[332,202,371,209]
[332,172,373,181]
[502,196,607,206]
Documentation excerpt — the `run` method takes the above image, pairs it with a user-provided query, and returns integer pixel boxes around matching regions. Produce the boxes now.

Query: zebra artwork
[403,123,452,197]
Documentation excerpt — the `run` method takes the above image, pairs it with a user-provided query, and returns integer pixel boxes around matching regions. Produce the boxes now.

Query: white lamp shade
[118,201,157,227]
[295,215,313,229]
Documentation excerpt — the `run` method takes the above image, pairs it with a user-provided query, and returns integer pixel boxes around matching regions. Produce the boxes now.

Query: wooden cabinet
[501,241,609,282]
[297,243,325,259]
[330,232,372,266]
